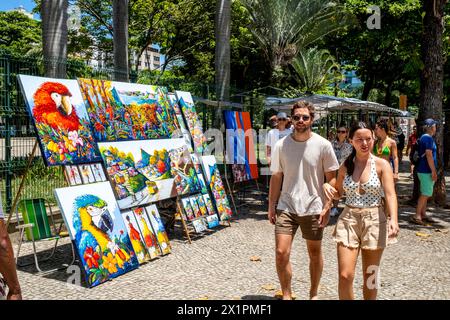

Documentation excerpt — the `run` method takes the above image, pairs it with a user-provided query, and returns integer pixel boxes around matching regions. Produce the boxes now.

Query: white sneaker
[330,208,339,217]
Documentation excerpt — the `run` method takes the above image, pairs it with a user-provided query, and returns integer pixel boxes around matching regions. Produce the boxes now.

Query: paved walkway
[11,169,450,300]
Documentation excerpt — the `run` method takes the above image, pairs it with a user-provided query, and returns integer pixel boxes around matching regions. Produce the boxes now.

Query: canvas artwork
[54,182,139,288]
[189,196,202,218]
[168,145,201,195]
[78,78,180,142]
[144,205,171,255]
[79,164,96,184]
[196,194,208,216]
[64,165,82,185]
[18,75,101,166]
[206,214,220,229]
[175,91,207,154]
[121,210,150,264]
[181,198,195,221]
[90,163,107,182]
[223,110,259,182]
[192,218,208,233]
[132,207,161,259]
[168,93,193,153]
[202,194,216,216]
[98,138,196,209]
[190,154,207,193]
[201,155,233,221]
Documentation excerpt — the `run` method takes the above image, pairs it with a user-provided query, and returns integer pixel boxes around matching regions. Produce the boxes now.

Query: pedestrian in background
[266,112,292,167]
[374,119,399,182]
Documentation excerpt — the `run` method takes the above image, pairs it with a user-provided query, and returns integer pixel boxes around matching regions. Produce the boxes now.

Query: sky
[0,0,38,18]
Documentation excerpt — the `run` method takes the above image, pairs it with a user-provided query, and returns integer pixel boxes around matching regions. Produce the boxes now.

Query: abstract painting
[190,154,208,194]
[202,194,216,216]
[90,163,107,182]
[79,164,96,184]
[192,218,208,233]
[175,91,207,154]
[121,210,151,264]
[18,75,101,166]
[206,214,220,229]
[168,93,193,153]
[196,194,208,216]
[189,196,202,218]
[54,182,139,288]
[98,138,197,209]
[181,197,195,221]
[201,155,233,221]
[78,78,180,142]
[64,166,82,185]
[223,110,258,182]
[144,204,171,255]
[132,207,161,259]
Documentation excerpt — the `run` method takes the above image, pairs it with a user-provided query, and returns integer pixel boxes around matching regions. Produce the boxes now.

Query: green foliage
[0,11,41,55]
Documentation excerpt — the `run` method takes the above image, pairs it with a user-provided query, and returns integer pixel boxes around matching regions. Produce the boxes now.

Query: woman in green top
[374,119,399,182]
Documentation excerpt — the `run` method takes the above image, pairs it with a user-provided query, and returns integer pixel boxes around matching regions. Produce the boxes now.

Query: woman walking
[374,119,399,182]
[323,122,399,300]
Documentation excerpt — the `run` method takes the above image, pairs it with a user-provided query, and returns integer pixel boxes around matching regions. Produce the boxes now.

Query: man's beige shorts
[275,210,323,241]
[332,206,388,250]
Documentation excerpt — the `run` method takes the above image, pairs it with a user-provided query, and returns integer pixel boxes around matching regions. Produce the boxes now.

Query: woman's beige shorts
[332,206,388,250]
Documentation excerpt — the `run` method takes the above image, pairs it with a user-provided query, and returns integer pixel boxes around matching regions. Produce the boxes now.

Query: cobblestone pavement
[11,169,450,300]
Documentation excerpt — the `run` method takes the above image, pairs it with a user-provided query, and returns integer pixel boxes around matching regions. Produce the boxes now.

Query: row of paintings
[64,163,107,185]
[17,75,208,168]
[54,181,171,288]
[191,215,220,233]
[180,193,216,221]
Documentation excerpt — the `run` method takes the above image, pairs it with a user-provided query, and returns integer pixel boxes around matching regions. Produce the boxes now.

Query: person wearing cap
[410,118,438,225]
[268,115,278,129]
[266,112,292,167]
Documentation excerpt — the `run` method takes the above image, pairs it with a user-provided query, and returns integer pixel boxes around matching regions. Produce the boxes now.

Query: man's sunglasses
[277,118,287,121]
[292,115,311,121]
[337,130,347,133]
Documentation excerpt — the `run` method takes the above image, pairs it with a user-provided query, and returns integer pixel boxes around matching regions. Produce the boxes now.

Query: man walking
[266,112,292,167]
[411,119,438,225]
[268,101,339,300]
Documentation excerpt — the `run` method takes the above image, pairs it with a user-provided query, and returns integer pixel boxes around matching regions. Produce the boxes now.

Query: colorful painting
[90,163,107,182]
[189,196,202,218]
[190,154,208,193]
[54,182,139,288]
[168,93,193,153]
[206,214,220,229]
[203,194,216,216]
[79,164,96,184]
[192,218,208,233]
[121,211,150,264]
[98,138,196,209]
[132,207,161,259]
[201,155,233,221]
[223,110,259,182]
[144,205,171,255]
[181,198,195,221]
[64,166,82,185]
[78,78,180,142]
[196,195,208,216]
[18,75,101,166]
[175,91,207,154]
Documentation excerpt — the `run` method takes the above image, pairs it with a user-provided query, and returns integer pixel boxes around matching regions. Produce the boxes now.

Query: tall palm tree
[290,47,338,93]
[41,0,68,78]
[113,0,129,82]
[242,0,350,82]
[214,0,231,128]
[418,0,448,205]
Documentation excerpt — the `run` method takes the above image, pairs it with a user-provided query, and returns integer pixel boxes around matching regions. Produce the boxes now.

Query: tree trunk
[417,0,447,206]
[41,0,68,78]
[384,80,393,107]
[214,0,231,128]
[361,75,374,100]
[113,0,129,82]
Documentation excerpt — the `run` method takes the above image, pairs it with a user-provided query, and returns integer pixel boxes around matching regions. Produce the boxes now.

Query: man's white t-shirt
[270,133,339,216]
[266,128,292,152]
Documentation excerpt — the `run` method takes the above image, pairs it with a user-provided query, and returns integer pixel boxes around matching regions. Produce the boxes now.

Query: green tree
[0,11,41,55]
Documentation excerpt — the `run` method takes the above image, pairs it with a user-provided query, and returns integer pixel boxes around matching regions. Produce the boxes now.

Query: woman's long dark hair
[344,121,372,176]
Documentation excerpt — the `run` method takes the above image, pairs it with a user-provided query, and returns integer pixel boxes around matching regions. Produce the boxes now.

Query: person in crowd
[323,121,399,300]
[374,119,399,182]
[266,112,292,167]
[0,197,22,300]
[268,101,339,300]
[286,116,292,130]
[405,126,418,178]
[410,119,438,225]
[330,125,353,217]
[269,115,278,129]
[393,123,405,163]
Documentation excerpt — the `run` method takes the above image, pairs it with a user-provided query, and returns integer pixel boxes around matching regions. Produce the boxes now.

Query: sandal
[410,216,425,225]
[422,216,436,223]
